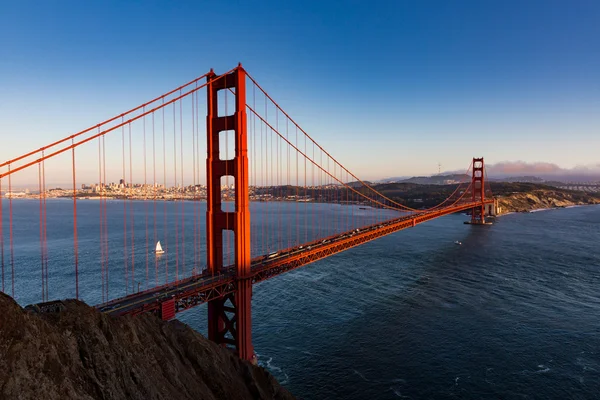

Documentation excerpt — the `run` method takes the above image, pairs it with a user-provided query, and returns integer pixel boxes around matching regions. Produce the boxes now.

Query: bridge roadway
[98,200,493,318]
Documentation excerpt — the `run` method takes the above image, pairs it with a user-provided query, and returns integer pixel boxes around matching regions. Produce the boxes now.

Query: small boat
[155,241,165,254]
[454,241,462,245]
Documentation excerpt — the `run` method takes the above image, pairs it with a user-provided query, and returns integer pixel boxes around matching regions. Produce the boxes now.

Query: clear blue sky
[1,0,599,181]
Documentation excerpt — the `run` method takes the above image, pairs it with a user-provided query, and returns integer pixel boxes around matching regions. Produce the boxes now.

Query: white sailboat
[155,241,165,254]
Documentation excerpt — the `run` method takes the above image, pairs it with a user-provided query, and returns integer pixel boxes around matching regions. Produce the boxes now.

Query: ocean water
[183,205,600,399]
[3,200,600,399]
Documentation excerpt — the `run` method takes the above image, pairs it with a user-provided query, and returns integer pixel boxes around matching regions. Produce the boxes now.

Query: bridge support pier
[206,65,255,363]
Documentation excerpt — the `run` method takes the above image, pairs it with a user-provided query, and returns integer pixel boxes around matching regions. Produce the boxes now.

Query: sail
[155,241,163,252]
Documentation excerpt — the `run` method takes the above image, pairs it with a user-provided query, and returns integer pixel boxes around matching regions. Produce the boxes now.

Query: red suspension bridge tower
[206,65,254,362]
[471,157,486,224]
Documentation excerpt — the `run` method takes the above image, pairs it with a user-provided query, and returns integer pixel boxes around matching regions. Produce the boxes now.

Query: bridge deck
[98,200,493,318]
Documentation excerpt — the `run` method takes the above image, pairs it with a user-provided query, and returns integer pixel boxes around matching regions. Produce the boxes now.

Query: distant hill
[496,176,544,183]
[346,180,372,188]
[378,176,409,183]
[380,174,469,185]
[385,173,587,186]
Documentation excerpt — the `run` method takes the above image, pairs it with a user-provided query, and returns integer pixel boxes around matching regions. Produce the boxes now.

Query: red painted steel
[471,158,486,223]
[101,199,494,319]
[160,298,176,321]
[72,147,79,299]
[206,66,254,362]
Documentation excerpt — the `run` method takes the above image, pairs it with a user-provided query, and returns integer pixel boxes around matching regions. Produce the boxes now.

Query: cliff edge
[0,292,295,400]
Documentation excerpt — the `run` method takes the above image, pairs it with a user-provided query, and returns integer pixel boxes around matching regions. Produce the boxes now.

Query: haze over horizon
[384,160,600,182]
[1,0,599,183]
[7,160,600,191]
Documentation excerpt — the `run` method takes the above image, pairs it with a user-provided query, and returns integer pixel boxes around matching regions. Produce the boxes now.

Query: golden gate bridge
[0,64,494,362]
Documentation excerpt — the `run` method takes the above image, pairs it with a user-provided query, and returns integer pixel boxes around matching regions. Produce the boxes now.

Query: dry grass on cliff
[497,190,600,213]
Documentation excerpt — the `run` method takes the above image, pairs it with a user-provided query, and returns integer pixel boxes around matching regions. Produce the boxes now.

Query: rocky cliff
[496,189,600,214]
[0,293,295,400]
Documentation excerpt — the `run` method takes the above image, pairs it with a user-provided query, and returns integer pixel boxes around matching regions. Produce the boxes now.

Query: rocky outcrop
[496,190,600,213]
[0,292,295,400]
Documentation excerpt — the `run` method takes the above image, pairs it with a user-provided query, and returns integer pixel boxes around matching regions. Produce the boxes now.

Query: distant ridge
[346,180,372,188]
[379,174,469,185]
[489,176,544,183]
[379,173,599,186]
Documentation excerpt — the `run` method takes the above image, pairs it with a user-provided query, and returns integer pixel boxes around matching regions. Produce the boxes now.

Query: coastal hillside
[495,188,600,213]
[251,182,600,213]
[0,293,295,400]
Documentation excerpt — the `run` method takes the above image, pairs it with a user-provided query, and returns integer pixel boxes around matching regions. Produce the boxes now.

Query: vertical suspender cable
[45,166,51,300]
[312,143,316,242]
[144,109,149,288]
[102,136,108,301]
[319,151,323,239]
[98,136,104,303]
[72,143,79,299]
[287,118,291,248]
[180,92,185,278]
[276,109,280,251]
[198,88,202,272]
[275,109,280,251]
[122,119,128,294]
[38,164,44,301]
[163,100,168,283]
[252,84,257,255]
[261,96,265,255]
[38,166,44,298]
[173,101,179,281]
[0,178,3,293]
[192,86,197,273]
[129,123,135,292]
[304,133,307,244]
[153,112,158,285]
[270,112,274,252]
[43,156,48,299]
[8,165,14,297]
